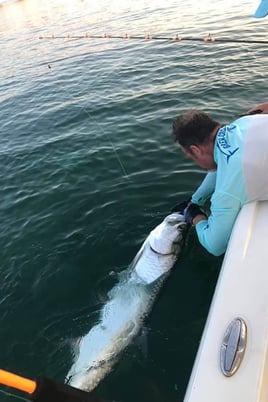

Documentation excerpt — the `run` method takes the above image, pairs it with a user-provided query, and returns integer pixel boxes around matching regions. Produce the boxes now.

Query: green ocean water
[1,0,268,401]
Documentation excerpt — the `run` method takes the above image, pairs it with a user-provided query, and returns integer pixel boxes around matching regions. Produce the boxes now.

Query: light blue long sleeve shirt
[191,115,268,256]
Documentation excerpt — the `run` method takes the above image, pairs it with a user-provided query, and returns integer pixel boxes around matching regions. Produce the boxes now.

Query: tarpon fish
[66,213,188,392]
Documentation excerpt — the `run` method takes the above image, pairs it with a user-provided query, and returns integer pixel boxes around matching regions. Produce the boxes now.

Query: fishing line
[39,45,131,182]
[51,67,130,181]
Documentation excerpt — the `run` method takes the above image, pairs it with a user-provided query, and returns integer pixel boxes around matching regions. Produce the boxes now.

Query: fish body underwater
[66,213,188,391]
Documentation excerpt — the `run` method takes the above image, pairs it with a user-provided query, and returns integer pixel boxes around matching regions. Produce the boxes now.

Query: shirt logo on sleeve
[216,126,239,163]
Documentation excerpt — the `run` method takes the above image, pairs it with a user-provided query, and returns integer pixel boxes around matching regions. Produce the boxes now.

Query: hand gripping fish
[66,212,188,391]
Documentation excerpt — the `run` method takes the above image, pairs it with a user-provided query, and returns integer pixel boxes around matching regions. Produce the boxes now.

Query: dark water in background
[0,0,268,401]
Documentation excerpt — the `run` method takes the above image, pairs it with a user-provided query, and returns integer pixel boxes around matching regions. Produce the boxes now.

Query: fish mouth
[164,213,188,230]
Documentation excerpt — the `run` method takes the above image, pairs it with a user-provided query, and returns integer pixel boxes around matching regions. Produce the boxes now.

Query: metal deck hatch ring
[220,317,247,377]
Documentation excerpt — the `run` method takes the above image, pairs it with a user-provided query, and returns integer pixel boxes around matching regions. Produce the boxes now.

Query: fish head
[148,212,188,255]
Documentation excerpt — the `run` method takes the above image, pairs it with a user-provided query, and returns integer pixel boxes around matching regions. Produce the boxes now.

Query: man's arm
[194,192,241,256]
[246,102,268,115]
[191,171,217,206]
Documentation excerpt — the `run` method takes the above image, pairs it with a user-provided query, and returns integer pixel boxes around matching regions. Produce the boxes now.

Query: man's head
[173,109,220,170]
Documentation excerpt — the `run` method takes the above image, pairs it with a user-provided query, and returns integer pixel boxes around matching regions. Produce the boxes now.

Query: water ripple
[0,1,268,400]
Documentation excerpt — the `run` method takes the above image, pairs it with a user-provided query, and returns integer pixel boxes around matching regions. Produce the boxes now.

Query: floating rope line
[39,32,268,45]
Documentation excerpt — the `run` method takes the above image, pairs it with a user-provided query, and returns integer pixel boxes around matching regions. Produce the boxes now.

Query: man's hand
[246,102,268,115]
[184,203,207,226]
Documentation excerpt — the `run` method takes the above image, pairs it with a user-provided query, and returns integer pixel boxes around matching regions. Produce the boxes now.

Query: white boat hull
[184,201,268,402]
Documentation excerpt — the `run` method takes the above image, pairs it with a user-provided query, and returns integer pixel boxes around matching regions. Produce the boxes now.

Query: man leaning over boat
[172,102,268,256]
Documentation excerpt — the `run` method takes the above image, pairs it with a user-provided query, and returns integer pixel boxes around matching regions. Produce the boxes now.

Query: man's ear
[189,144,202,157]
